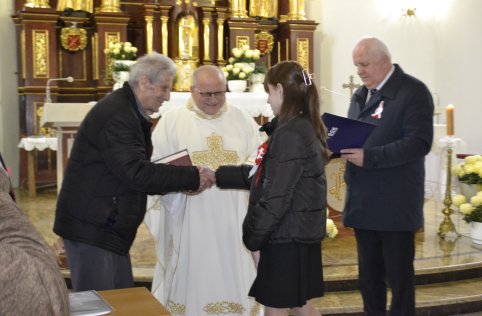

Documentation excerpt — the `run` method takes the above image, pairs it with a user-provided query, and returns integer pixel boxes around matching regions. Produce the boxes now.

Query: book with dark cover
[153,149,192,166]
[322,113,376,154]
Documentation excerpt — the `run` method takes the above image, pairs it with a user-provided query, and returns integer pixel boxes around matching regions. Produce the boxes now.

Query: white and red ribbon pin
[371,101,384,119]
[249,141,269,182]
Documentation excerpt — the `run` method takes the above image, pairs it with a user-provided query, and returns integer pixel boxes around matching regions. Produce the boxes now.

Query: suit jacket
[343,64,434,231]
[0,168,69,316]
[54,82,200,255]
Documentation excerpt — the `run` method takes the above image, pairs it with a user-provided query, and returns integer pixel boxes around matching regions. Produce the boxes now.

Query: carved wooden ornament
[60,27,87,52]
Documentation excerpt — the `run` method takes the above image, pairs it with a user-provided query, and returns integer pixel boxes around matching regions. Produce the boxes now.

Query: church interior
[1,0,482,315]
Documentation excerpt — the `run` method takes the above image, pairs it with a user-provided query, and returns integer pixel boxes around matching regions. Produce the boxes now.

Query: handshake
[196,166,216,193]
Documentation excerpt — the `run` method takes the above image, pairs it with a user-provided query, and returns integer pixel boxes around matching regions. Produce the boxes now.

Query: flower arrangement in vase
[222,45,261,92]
[104,41,138,89]
[453,191,482,243]
[452,154,482,198]
[453,154,482,185]
[453,191,482,223]
[104,41,138,71]
[250,63,268,93]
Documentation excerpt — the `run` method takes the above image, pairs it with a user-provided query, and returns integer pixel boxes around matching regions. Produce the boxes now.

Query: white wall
[306,0,482,155]
[0,0,19,186]
[433,1,482,155]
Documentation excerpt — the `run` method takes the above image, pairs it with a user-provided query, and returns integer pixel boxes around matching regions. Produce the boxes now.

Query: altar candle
[446,104,455,136]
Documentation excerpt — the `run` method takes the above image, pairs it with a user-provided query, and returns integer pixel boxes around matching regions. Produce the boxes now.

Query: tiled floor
[16,188,482,315]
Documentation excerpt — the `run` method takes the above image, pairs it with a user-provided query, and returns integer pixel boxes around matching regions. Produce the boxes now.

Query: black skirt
[248,241,324,308]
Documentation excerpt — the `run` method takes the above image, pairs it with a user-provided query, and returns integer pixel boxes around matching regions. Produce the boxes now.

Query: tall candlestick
[446,104,454,136]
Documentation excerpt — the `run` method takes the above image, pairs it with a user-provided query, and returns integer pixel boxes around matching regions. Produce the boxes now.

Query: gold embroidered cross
[192,133,239,170]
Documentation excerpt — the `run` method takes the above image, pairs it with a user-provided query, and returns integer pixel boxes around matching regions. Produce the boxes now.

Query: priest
[145,65,263,315]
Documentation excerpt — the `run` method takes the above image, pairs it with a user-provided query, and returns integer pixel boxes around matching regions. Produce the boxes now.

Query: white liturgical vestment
[145,99,263,315]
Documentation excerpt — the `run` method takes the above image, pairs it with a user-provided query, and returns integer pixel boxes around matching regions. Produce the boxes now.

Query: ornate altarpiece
[12,0,318,190]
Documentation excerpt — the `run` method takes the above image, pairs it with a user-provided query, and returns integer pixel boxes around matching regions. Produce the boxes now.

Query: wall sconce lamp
[402,8,417,17]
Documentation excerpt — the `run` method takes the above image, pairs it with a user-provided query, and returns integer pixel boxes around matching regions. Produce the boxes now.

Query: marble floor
[16,187,482,315]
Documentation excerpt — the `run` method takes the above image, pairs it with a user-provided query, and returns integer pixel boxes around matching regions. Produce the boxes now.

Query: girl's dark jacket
[216,115,327,251]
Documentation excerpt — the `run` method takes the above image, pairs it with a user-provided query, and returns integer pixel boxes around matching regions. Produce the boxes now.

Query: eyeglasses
[194,88,226,98]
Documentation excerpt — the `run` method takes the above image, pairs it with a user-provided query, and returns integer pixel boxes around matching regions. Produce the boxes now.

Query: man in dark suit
[341,37,434,315]
[54,52,215,292]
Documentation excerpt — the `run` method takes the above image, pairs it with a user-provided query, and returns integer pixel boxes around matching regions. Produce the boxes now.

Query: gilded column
[216,17,226,63]
[160,15,169,56]
[24,0,50,8]
[288,0,306,20]
[285,38,290,60]
[92,33,99,80]
[158,5,171,56]
[145,16,154,54]
[230,0,248,18]
[99,0,122,13]
[203,18,211,63]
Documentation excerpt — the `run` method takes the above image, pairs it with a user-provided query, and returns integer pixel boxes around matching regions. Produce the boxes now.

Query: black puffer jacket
[217,116,327,251]
[54,83,199,255]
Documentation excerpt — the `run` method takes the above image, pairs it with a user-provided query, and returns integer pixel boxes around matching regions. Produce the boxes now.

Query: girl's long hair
[264,61,329,161]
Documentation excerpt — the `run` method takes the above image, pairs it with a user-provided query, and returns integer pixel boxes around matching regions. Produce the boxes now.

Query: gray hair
[191,65,226,87]
[128,52,177,87]
[357,36,392,63]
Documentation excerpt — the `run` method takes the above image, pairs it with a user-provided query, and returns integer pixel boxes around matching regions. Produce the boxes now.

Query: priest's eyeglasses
[194,88,226,99]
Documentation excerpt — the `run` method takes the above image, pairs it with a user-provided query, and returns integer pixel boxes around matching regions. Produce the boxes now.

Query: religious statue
[178,14,199,59]
[174,13,199,91]
[249,0,278,19]
[56,0,94,13]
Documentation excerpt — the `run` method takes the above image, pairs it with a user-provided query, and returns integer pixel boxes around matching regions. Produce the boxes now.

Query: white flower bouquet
[221,45,261,81]
[104,42,138,72]
[452,155,482,186]
[453,191,482,223]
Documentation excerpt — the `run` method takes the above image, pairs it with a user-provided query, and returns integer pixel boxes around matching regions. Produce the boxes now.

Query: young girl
[217,61,329,315]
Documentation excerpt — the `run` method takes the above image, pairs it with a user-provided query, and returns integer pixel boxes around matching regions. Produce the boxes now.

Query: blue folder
[321,113,376,153]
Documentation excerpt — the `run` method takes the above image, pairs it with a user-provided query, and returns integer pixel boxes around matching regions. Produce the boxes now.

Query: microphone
[45,76,74,103]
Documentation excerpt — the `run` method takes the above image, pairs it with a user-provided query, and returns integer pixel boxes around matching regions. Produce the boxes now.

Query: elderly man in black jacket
[54,52,214,291]
[341,37,434,315]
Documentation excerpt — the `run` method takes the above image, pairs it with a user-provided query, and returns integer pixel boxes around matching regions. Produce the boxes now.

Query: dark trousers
[64,239,134,292]
[354,229,416,316]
